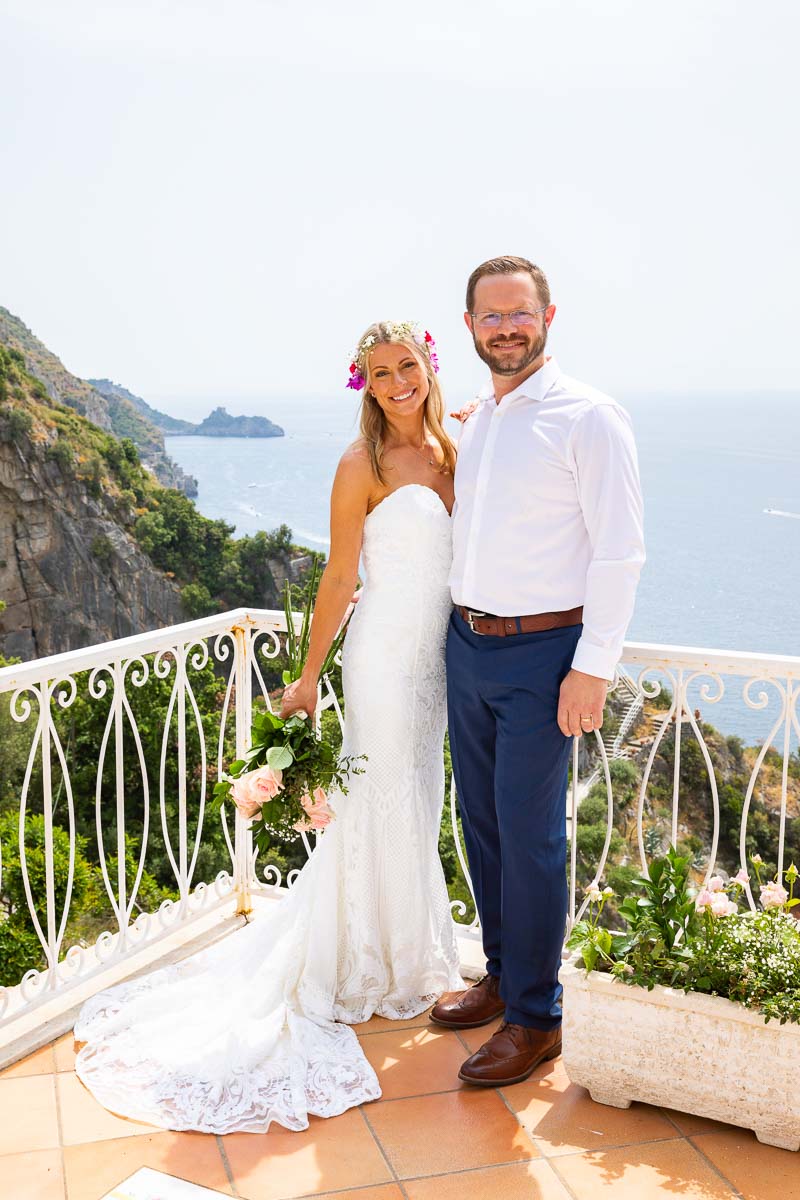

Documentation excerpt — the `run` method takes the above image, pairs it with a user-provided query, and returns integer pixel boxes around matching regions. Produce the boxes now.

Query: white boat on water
[764,508,800,520]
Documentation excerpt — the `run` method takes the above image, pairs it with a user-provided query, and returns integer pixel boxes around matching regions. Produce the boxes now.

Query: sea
[165,392,800,743]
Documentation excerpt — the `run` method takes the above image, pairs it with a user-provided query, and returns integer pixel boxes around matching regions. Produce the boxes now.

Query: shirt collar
[477,355,561,407]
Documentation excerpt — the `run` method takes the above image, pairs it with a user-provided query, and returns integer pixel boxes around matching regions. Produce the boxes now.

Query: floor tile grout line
[397,1155,565,1182]
[366,1083,466,1104]
[493,1071,714,1185]
[363,1152,582,1188]
[357,1104,409,1199]
[518,1128,696,1160]
[303,1152,601,1196]
[533,1131,703,1159]
[216,1135,241,1198]
[658,1106,746,1199]
[302,1180,407,1198]
[52,1070,70,1200]
[529,1155,583,1200]
[491,1075,585,1199]
[686,1133,747,1199]
[355,1023,433,1038]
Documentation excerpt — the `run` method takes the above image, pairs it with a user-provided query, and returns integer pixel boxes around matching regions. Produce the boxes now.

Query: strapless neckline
[366,483,452,522]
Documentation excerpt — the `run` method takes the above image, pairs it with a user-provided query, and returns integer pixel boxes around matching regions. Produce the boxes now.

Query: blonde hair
[355,321,456,486]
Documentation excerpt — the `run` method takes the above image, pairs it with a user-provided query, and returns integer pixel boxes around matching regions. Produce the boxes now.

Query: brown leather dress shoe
[430,974,505,1029]
[458,1021,562,1086]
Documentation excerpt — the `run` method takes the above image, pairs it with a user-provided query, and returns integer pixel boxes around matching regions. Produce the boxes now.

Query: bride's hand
[281,675,319,720]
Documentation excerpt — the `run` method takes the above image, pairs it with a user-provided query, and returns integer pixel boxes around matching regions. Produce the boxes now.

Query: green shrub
[8,409,33,439]
[0,813,93,928]
[90,533,114,566]
[45,438,74,470]
[181,582,216,619]
[578,792,609,826]
[0,920,44,988]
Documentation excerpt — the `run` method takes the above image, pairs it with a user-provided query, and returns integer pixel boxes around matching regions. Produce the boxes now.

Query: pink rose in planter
[732,868,750,885]
[231,765,283,820]
[710,894,738,918]
[695,888,714,913]
[708,876,725,893]
[760,880,789,910]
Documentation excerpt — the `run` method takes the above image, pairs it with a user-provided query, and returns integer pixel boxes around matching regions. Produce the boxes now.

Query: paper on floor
[101,1167,229,1200]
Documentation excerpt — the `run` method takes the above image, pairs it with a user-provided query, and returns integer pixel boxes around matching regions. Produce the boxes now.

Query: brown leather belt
[456,605,583,637]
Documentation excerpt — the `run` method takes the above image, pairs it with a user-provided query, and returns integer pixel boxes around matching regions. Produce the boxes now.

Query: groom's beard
[472,323,548,376]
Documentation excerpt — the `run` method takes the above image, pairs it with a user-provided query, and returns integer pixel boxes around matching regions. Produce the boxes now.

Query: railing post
[232,622,253,915]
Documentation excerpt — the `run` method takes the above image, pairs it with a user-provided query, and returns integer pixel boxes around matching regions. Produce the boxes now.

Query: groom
[431,256,645,1085]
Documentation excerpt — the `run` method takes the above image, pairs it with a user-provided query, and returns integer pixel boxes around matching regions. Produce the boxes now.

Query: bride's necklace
[413,441,436,468]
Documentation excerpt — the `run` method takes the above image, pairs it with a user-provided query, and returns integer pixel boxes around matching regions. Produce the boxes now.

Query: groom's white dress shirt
[449,356,645,682]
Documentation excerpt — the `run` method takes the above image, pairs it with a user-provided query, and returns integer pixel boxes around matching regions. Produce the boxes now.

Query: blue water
[166,392,800,741]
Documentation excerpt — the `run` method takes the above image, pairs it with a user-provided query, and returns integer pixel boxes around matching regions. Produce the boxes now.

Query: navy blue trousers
[446,611,582,1030]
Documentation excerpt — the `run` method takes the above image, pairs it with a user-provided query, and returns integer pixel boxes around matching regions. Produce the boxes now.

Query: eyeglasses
[471,306,547,328]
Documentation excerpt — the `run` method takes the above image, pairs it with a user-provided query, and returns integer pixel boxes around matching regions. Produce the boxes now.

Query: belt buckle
[465,608,487,634]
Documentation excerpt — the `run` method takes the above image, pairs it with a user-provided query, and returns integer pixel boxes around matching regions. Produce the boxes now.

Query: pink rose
[299,786,335,830]
[760,881,789,910]
[732,868,750,885]
[695,888,714,913]
[710,894,737,918]
[708,876,725,892]
[231,765,283,820]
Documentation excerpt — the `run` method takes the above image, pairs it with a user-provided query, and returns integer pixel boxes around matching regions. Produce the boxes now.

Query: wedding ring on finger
[579,714,594,730]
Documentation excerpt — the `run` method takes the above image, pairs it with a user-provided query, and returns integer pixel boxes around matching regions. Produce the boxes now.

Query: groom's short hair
[466,256,550,312]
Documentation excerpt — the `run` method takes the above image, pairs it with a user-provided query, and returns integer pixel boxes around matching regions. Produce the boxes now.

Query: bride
[74,320,463,1134]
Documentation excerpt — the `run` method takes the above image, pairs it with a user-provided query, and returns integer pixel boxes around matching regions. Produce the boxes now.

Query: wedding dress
[74,483,462,1134]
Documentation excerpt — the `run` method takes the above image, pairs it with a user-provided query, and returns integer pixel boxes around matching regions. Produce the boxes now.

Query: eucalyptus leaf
[266,745,294,771]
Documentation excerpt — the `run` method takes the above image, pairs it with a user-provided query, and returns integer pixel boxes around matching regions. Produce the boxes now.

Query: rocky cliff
[89,381,285,443]
[88,378,196,436]
[0,309,196,496]
[0,411,184,662]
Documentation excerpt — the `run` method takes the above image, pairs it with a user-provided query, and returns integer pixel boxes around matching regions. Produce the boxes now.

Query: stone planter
[559,956,800,1150]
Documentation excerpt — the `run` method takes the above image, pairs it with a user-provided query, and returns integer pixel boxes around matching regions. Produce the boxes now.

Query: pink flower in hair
[347,362,366,390]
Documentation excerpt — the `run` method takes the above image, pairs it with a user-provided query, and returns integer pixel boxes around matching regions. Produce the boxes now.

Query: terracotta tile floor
[2,1012,800,1200]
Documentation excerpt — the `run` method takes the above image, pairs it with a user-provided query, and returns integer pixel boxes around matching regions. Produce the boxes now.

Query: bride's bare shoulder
[338,439,372,473]
[333,440,374,494]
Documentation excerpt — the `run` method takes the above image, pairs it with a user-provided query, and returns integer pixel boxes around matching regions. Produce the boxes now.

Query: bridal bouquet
[213,562,364,850]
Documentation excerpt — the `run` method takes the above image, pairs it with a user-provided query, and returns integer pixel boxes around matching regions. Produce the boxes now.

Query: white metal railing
[1,612,799,1047]
[0,608,326,1042]
[567,642,800,929]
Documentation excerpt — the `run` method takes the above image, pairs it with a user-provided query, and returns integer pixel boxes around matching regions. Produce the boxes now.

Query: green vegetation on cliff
[89,379,196,435]
[0,343,315,630]
[0,308,195,492]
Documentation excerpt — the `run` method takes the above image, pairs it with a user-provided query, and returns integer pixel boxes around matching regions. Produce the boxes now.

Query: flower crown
[347,320,439,391]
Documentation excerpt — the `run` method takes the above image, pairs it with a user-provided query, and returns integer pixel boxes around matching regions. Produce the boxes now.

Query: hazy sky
[2,1,798,418]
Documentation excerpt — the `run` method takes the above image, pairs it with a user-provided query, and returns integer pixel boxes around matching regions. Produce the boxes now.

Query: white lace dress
[74,484,462,1134]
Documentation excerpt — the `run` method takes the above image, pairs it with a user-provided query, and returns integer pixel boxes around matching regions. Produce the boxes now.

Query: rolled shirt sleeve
[568,403,645,681]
